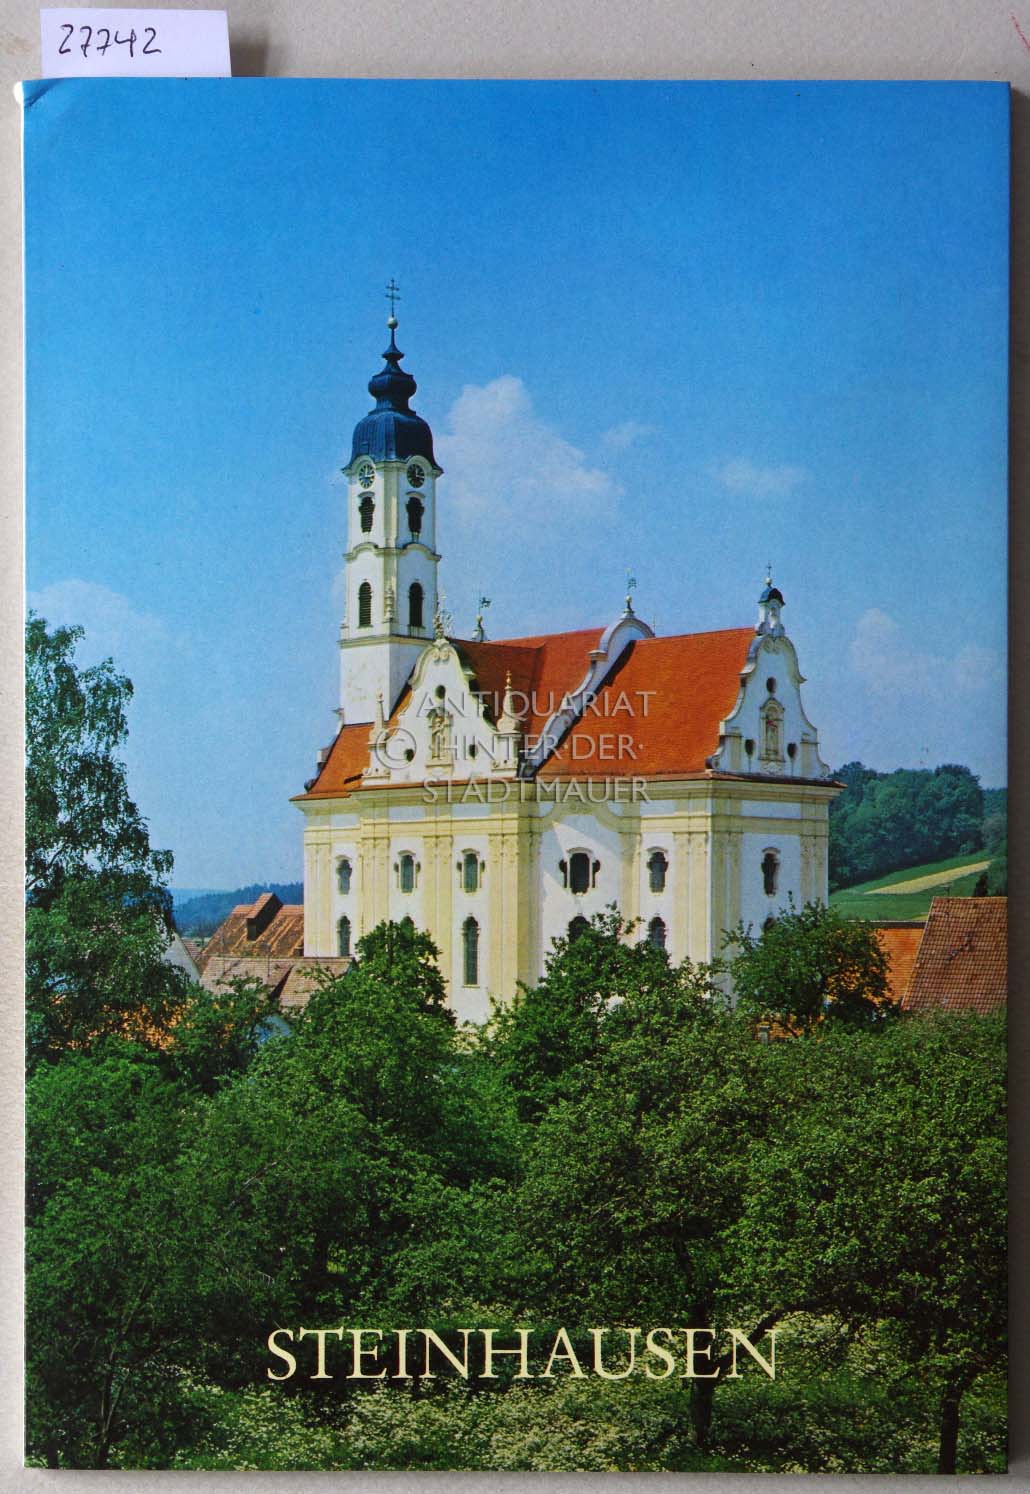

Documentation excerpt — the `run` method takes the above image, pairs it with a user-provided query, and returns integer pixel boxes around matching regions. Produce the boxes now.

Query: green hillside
[829,850,994,922]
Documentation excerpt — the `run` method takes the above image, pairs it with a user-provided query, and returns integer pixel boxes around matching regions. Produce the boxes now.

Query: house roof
[195,895,305,970]
[874,923,926,1005]
[297,622,759,798]
[901,897,1007,1016]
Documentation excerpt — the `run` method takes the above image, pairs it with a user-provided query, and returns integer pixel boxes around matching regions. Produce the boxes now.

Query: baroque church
[281,307,840,1021]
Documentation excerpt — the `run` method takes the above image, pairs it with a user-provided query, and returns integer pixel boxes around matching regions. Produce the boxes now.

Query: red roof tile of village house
[901,897,1007,1016]
[297,623,766,797]
[194,898,305,970]
[874,923,926,1005]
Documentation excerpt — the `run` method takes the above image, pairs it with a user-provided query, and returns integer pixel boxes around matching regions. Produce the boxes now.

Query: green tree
[494,916,777,1446]
[732,1014,1006,1473]
[725,899,894,1036]
[26,1050,202,1467]
[26,615,185,1065]
[829,762,984,891]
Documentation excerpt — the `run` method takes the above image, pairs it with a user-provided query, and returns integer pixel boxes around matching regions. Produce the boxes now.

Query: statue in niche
[428,706,452,762]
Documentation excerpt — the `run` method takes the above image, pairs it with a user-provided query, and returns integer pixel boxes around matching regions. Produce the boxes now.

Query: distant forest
[829,764,1005,894]
[175,883,303,938]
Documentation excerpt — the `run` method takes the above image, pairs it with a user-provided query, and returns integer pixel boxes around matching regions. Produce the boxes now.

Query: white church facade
[293,311,839,1021]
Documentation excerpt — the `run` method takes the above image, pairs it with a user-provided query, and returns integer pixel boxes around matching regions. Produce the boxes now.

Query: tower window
[359,494,374,533]
[568,916,590,943]
[398,852,417,893]
[357,581,372,629]
[762,849,780,896]
[462,916,480,986]
[406,494,424,538]
[647,849,668,893]
[461,850,480,893]
[647,916,667,950]
[337,857,352,895]
[408,581,424,630]
[337,915,351,958]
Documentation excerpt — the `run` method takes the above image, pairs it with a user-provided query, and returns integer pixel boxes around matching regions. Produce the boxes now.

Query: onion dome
[349,315,437,466]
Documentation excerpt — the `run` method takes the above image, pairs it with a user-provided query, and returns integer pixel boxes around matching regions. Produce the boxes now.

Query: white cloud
[850,607,1004,701]
[436,376,620,521]
[601,419,656,451]
[711,457,809,498]
[27,579,169,672]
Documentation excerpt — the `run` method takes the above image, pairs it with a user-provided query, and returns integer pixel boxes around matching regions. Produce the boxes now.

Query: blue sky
[23,80,1009,887]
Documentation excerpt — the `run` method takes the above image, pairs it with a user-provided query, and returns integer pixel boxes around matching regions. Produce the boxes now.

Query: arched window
[461,850,480,893]
[337,915,351,958]
[568,915,590,943]
[406,494,424,538]
[463,916,479,985]
[357,581,372,629]
[408,581,424,630]
[762,849,780,896]
[398,852,417,893]
[568,851,594,895]
[647,916,667,950]
[337,857,352,895]
[359,494,374,533]
[647,849,668,893]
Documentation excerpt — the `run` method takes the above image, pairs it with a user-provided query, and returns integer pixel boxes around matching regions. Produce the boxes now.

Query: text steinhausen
[266,1325,778,1381]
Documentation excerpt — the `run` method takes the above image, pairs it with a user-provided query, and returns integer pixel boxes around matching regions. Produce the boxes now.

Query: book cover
[23,79,1008,1473]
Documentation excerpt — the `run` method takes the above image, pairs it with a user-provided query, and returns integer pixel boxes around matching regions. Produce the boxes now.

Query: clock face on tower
[406,463,425,488]
[358,462,375,488]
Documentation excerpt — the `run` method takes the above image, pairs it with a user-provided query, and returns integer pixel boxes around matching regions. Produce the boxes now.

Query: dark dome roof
[349,327,436,467]
[759,583,784,605]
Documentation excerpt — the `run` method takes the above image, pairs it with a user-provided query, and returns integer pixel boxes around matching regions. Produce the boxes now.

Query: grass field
[830,850,993,922]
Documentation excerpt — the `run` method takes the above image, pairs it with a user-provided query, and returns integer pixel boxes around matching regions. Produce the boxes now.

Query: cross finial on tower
[385,278,401,326]
[766,561,773,586]
[625,573,637,613]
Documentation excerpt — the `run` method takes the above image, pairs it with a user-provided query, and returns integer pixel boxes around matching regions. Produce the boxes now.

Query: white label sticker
[41,9,231,77]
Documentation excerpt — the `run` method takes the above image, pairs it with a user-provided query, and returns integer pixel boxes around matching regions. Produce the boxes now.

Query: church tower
[338,293,442,723]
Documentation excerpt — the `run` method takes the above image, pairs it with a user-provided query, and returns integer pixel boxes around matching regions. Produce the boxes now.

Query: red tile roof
[195,896,305,970]
[875,924,926,1005]
[540,629,754,778]
[297,624,758,796]
[901,897,1007,1016]
[298,722,375,800]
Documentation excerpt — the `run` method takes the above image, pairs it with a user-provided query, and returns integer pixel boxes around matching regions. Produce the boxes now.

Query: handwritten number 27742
[57,24,162,58]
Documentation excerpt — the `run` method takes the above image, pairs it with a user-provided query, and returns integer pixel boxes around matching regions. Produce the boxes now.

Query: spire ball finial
[387,314,398,330]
